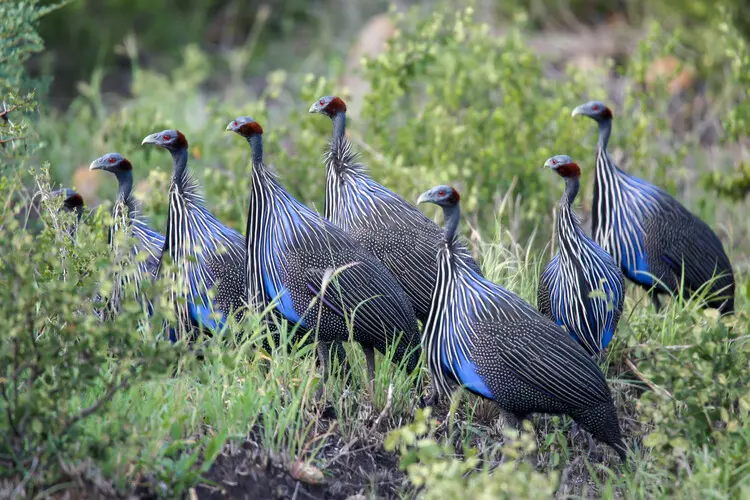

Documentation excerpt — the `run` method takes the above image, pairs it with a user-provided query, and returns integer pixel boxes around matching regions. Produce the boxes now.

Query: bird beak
[308,102,319,114]
[416,192,430,205]
[543,159,553,169]
[89,160,102,171]
[141,133,159,146]
[571,105,585,117]
[225,122,234,132]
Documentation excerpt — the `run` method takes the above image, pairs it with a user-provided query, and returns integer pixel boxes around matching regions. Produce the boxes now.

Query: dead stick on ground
[371,383,394,432]
[624,357,674,399]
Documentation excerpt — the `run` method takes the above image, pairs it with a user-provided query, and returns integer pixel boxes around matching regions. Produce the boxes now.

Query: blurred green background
[11,0,750,252]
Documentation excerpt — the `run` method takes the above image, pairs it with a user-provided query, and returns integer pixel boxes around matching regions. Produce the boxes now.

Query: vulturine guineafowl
[227,116,421,392]
[50,188,84,220]
[90,153,165,321]
[572,101,734,314]
[538,155,625,356]
[141,130,246,339]
[309,95,483,323]
[47,188,84,239]
[418,184,627,461]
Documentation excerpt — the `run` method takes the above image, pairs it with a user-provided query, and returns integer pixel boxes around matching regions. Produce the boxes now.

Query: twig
[0,137,24,145]
[630,334,750,351]
[349,135,389,167]
[57,375,132,438]
[624,357,673,399]
[12,454,39,499]
[0,103,22,122]
[290,480,300,500]
[371,383,393,432]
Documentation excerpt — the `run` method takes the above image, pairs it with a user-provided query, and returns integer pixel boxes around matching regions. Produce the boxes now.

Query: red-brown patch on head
[326,97,347,115]
[174,131,189,149]
[557,162,581,178]
[601,107,613,120]
[238,121,263,137]
[120,157,133,171]
[448,186,460,204]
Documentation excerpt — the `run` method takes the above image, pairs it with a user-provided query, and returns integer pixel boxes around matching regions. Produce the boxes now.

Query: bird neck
[170,147,189,184]
[331,111,346,146]
[442,204,460,245]
[115,170,135,211]
[561,176,580,207]
[597,119,612,150]
[557,177,580,246]
[246,135,264,165]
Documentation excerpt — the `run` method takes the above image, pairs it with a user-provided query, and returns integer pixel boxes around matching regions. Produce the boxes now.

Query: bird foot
[419,390,438,408]
[313,381,337,419]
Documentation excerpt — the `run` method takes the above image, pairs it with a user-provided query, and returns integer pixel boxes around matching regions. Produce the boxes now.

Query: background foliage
[1,0,749,498]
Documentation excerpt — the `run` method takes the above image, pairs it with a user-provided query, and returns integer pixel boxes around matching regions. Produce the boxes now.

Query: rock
[289,460,325,485]
[73,166,101,205]
[646,55,697,94]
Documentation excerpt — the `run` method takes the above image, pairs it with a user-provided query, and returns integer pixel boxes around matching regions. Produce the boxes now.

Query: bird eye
[552,160,556,164]
[163,134,171,141]
[233,121,237,127]
[592,105,599,111]
[320,99,325,105]
[438,190,445,196]
[109,157,116,163]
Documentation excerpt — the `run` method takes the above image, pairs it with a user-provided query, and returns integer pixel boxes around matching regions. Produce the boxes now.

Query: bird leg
[363,345,377,401]
[317,342,332,383]
[419,387,439,408]
[570,422,596,456]
[650,292,662,312]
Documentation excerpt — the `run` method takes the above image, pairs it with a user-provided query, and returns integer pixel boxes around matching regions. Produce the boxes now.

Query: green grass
[23,216,746,497]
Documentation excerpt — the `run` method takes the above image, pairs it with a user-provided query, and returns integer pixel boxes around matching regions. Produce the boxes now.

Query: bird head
[226,117,263,138]
[50,188,84,213]
[544,155,581,178]
[417,185,461,208]
[141,129,188,151]
[308,96,347,117]
[571,100,613,122]
[89,152,132,174]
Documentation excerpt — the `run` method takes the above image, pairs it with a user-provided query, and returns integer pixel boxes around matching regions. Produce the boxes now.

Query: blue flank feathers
[442,350,494,399]
[187,299,225,332]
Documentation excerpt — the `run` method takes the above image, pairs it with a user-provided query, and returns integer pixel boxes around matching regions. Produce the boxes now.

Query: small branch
[0,137,24,145]
[58,375,132,438]
[12,454,39,499]
[0,103,23,122]
[630,334,750,352]
[624,357,673,399]
[0,382,21,440]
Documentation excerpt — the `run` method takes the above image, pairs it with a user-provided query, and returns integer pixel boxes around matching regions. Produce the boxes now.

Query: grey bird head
[308,96,347,117]
[417,185,461,208]
[226,116,264,137]
[571,101,613,122]
[89,152,133,174]
[141,129,188,151]
[544,155,581,178]
[49,188,84,214]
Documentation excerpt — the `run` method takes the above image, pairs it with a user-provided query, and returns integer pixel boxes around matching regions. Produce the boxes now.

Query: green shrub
[385,408,559,499]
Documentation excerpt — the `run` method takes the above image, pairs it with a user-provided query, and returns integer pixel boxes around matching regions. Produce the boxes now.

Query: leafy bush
[386,408,559,499]
[0,182,181,491]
